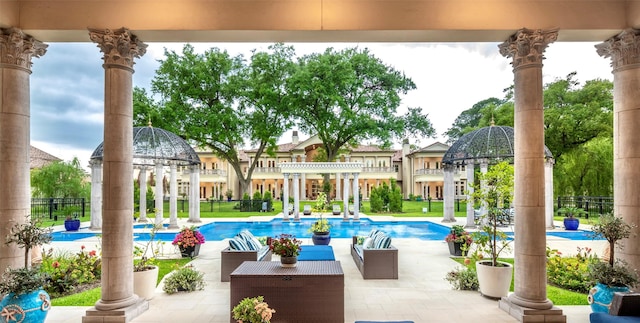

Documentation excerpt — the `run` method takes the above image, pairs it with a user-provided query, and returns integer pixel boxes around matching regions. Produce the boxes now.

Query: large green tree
[139,44,297,196]
[443,97,506,143]
[30,157,89,198]
[286,47,435,163]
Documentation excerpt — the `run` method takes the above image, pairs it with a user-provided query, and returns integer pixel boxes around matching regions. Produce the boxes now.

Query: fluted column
[283,173,290,221]
[465,160,475,228]
[352,173,360,220]
[499,28,558,317]
[168,162,178,229]
[154,161,164,228]
[343,173,350,220]
[597,29,640,271]
[293,173,300,221]
[0,28,47,272]
[138,166,148,223]
[88,27,147,315]
[90,159,103,230]
[442,163,456,222]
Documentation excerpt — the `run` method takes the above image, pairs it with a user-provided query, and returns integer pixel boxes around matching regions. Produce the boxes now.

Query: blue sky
[29,42,613,170]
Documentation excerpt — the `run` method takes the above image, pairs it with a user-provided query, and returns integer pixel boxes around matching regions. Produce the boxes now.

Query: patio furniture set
[222,228,400,322]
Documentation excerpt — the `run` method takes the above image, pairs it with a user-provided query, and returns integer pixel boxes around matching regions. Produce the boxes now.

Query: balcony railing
[252,167,282,173]
[361,167,396,173]
[415,168,444,175]
[182,169,226,176]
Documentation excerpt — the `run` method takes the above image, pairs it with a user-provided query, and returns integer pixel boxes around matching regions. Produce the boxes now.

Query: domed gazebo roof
[90,126,201,166]
[442,125,553,165]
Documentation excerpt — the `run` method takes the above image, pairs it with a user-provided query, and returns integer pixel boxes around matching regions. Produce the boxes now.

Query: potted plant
[559,206,585,230]
[270,234,302,267]
[226,189,233,202]
[133,225,161,300]
[232,295,275,323]
[162,264,205,294]
[309,216,331,245]
[586,214,639,313]
[172,226,205,258]
[468,161,514,299]
[0,215,53,323]
[444,225,473,256]
[64,214,81,231]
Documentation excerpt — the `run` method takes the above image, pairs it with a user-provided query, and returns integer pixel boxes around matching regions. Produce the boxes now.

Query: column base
[441,218,457,223]
[499,297,566,322]
[82,298,148,323]
[168,223,180,229]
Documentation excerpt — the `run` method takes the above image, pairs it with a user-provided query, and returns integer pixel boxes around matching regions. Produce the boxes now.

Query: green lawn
[51,258,192,306]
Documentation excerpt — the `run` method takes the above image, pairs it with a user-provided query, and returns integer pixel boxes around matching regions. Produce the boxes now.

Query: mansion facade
[179,131,468,202]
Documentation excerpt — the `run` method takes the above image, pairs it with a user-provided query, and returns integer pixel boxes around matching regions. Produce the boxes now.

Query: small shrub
[546,246,598,293]
[232,295,275,323]
[41,245,101,297]
[162,265,205,294]
[445,267,479,291]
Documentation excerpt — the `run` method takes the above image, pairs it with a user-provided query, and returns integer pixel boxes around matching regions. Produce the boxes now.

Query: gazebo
[441,124,555,228]
[89,125,202,230]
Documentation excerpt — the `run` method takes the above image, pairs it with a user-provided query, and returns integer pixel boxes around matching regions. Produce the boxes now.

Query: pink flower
[89,250,97,257]
[52,261,60,268]
[81,245,85,250]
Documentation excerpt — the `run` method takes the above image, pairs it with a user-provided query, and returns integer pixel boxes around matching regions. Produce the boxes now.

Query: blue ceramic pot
[64,219,81,231]
[588,283,629,313]
[0,288,51,323]
[312,232,331,245]
[564,217,580,230]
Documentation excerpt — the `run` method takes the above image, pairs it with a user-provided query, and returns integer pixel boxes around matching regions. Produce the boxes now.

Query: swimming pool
[50,218,604,242]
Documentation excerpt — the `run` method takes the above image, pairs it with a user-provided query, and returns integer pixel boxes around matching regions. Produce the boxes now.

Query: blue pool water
[50,218,604,242]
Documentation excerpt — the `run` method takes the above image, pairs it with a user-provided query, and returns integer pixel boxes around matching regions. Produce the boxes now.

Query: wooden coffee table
[230,261,344,323]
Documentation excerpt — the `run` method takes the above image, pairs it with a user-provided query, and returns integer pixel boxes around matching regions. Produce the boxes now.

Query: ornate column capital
[0,28,47,72]
[88,27,147,71]
[596,28,640,72]
[499,28,558,70]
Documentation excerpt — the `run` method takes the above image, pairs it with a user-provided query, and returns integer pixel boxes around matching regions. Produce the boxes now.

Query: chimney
[292,131,299,145]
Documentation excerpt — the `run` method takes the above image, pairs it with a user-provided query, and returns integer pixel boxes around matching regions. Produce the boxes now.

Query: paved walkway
[43,217,604,323]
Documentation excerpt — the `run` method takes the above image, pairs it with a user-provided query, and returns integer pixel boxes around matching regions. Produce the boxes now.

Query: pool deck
[44,216,603,323]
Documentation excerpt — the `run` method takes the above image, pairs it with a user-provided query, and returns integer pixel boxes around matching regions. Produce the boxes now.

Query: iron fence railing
[31,197,88,221]
[556,196,613,219]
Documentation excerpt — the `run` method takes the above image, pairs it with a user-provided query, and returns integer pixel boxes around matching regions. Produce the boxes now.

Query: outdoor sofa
[350,229,398,279]
[590,292,640,323]
[220,230,272,282]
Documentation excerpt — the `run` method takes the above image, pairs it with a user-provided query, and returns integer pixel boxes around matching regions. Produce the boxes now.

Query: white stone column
[443,163,456,222]
[193,166,201,222]
[499,28,558,316]
[137,166,148,223]
[353,173,360,220]
[597,29,640,271]
[154,161,164,229]
[0,28,46,272]
[293,173,300,221]
[301,156,307,200]
[479,160,489,217]
[188,165,200,222]
[465,160,476,228]
[88,27,147,316]
[544,158,555,229]
[343,173,350,220]
[283,173,290,221]
[168,162,178,229]
[90,160,103,230]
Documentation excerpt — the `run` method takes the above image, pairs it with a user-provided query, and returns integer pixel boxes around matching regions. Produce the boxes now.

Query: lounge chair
[332,204,341,215]
[303,204,312,215]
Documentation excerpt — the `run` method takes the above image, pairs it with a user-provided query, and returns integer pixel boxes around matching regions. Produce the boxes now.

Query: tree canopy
[286,47,435,163]
[30,157,89,198]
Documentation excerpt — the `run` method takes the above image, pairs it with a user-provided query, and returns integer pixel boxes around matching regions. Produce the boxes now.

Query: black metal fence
[31,198,88,221]
[556,196,613,219]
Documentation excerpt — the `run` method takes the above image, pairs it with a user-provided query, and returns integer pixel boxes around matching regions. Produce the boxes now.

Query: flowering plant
[269,234,301,257]
[444,225,473,245]
[232,296,275,323]
[172,226,205,248]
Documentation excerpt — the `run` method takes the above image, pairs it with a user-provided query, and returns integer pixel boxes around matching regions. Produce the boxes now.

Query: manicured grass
[51,258,192,306]
[452,257,588,305]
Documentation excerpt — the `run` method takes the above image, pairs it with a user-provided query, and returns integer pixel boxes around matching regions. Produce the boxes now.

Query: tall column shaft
[500,28,557,311]
[442,164,455,222]
[353,173,360,220]
[138,166,147,222]
[597,29,640,269]
[283,173,290,221]
[293,173,300,221]
[89,27,146,312]
[335,172,341,200]
[192,166,201,223]
[169,163,178,229]
[544,160,555,229]
[0,28,46,272]
[343,173,350,220]
[90,160,103,229]
[465,161,475,228]
[154,162,164,228]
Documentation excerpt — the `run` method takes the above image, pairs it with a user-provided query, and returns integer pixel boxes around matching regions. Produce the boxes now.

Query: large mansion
[181,131,468,202]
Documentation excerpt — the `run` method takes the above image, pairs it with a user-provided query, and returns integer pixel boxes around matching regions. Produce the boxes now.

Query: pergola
[440,125,555,228]
[89,125,201,229]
